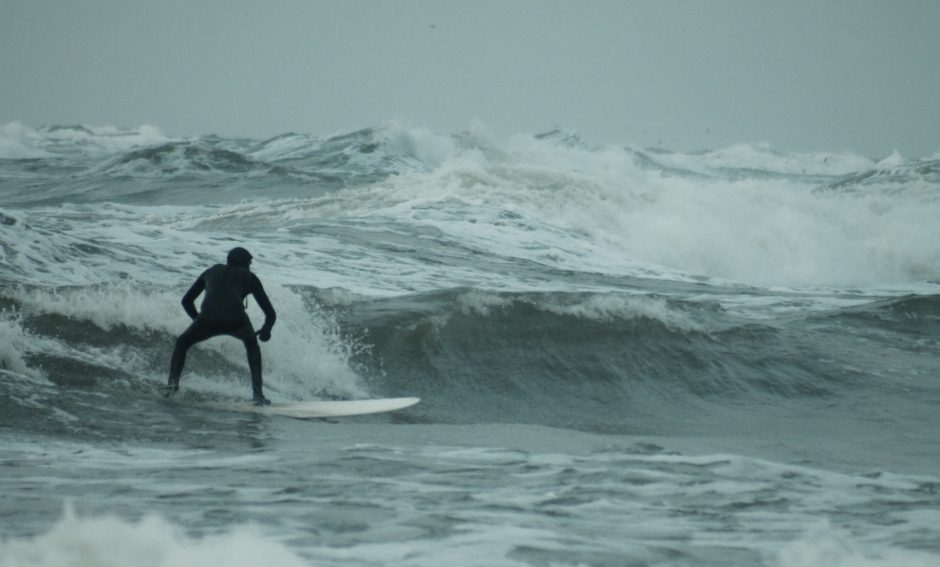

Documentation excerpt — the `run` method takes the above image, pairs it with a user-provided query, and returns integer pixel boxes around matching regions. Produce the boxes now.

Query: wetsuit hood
[226,247,253,268]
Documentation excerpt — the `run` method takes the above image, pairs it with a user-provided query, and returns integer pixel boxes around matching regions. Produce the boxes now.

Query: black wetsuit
[167,263,276,400]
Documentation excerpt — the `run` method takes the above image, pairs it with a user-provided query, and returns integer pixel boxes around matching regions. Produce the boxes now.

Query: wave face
[1,121,938,442]
[2,281,938,444]
[337,288,940,436]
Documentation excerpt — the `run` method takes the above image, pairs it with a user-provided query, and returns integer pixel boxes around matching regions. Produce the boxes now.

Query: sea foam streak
[0,504,307,567]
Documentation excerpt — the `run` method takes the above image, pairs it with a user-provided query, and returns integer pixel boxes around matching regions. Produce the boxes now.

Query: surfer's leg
[245,337,267,404]
[166,320,215,394]
[246,339,268,405]
[234,320,268,405]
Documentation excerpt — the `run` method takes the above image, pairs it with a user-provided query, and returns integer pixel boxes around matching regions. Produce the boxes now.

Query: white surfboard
[208,397,420,419]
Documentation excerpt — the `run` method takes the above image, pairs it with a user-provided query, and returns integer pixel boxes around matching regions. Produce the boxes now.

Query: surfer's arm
[180,275,205,321]
[251,277,276,337]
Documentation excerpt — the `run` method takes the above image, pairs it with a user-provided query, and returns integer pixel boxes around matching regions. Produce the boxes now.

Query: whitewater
[1,121,939,566]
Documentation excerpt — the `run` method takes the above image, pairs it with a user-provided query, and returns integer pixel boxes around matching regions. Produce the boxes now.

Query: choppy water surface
[2,123,939,566]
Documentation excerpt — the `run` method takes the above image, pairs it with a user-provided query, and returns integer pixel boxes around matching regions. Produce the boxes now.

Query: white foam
[0,504,308,567]
[0,122,168,160]
[776,525,940,567]
[8,281,366,399]
[242,284,367,398]
[376,121,456,169]
[247,133,321,162]
[456,289,705,331]
[38,124,170,156]
[303,131,939,288]
[11,283,183,335]
[0,312,38,378]
[3,125,937,293]
[455,289,513,317]
[0,122,49,159]
[541,294,704,331]
[655,143,876,176]
[876,150,906,169]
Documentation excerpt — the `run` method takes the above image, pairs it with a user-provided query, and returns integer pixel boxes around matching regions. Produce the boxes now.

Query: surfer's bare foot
[252,394,270,407]
[162,384,179,398]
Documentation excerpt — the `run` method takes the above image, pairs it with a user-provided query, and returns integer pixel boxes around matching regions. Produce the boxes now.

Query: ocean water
[1,122,939,566]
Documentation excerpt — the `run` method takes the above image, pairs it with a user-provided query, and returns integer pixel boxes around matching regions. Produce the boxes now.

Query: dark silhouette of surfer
[165,247,276,405]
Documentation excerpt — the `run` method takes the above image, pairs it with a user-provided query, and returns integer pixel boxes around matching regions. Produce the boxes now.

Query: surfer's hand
[257,328,272,342]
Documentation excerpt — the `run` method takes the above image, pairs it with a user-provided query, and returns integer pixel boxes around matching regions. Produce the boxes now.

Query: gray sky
[2,0,938,157]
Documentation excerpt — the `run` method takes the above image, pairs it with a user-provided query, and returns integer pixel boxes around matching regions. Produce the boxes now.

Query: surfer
[164,247,277,406]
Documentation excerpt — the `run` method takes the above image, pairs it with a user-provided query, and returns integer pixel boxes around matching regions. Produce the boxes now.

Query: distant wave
[90,140,282,178]
[0,120,922,177]
[3,120,939,287]
[0,122,51,159]
[811,294,940,336]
